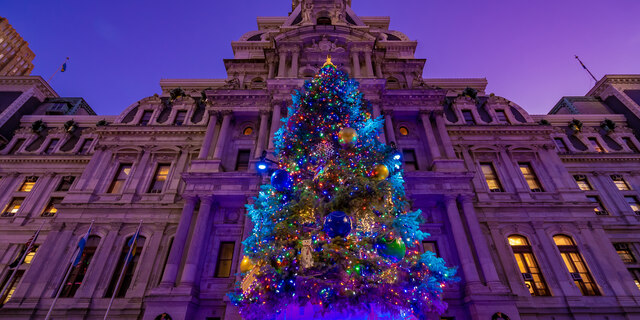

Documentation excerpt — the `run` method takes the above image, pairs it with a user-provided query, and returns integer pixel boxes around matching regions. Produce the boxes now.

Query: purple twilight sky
[3,0,640,116]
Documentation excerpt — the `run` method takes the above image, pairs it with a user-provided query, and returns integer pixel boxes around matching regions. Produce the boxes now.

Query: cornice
[559,153,640,163]
[447,125,555,136]
[0,76,58,98]
[0,155,91,164]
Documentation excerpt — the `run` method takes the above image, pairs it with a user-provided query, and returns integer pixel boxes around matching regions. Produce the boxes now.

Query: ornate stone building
[1,1,640,319]
[0,17,35,77]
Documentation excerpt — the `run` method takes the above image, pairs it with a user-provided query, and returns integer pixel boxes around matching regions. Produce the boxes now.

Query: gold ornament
[240,256,255,273]
[338,127,358,146]
[372,164,390,180]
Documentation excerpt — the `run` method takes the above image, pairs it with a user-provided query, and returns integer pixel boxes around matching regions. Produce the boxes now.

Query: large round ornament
[376,237,407,262]
[372,164,390,180]
[271,169,293,192]
[323,211,352,238]
[239,256,255,273]
[338,127,358,147]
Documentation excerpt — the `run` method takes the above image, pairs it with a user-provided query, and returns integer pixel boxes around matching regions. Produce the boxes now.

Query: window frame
[624,196,640,215]
[139,110,154,126]
[2,197,25,217]
[402,149,419,171]
[107,163,133,194]
[461,110,475,125]
[18,176,38,192]
[60,235,101,298]
[507,235,550,296]
[479,162,503,192]
[147,163,171,194]
[214,241,236,278]
[518,162,544,192]
[553,235,600,296]
[611,175,631,191]
[613,243,636,264]
[587,137,606,153]
[495,109,509,124]
[56,176,76,192]
[554,138,569,153]
[174,110,188,126]
[586,195,608,215]
[44,138,60,154]
[41,197,64,217]
[235,149,252,171]
[573,175,592,191]
[105,235,146,298]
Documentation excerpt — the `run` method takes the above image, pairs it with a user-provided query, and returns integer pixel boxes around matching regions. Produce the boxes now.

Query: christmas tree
[230,57,458,320]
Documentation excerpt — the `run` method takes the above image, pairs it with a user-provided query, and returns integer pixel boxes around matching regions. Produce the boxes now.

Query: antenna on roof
[574,55,598,82]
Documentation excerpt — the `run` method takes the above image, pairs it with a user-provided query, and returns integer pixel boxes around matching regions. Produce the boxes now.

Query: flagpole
[103,221,142,320]
[575,55,598,82]
[45,220,94,320]
[47,57,69,83]
[0,221,45,302]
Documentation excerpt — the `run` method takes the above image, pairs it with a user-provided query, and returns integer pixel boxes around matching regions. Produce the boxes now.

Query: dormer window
[174,111,187,126]
[140,110,153,126]
[495,110,509,124]
[317,17,332,25]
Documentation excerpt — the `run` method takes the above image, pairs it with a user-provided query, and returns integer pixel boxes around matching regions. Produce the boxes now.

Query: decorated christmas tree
[230,57,458,320]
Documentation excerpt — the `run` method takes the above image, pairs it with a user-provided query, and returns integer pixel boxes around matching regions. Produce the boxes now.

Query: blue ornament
[271,169,293,192]
[323,211,352,238]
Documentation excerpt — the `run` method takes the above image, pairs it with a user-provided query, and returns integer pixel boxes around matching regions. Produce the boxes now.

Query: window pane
[57,176,75,191]
[19,176,38,192]
[2,198,24,217]
[42,197,63,217]
[496,110,508,123]
[403,149,418,171]
[61,236,100,297]
[625,196,640,213]
[586,196,606,215]
[0,270,24,306]
[9,138,25,154]
[480,163,502,192]
[588,138,605,153]
[140,110,153,126]
[45,139,59,154]
[612,175,630,191]
[215,242,235,278]
[108,164,132,193]
[148,164,170,193]
[462,110,475,125]
[175,111,187,125]
[105,236,145,298]
[79,139,93,154]
[519,163,543,192]
[573,175,592,191]
[235,150,251,171]
[554,138,568,152]
[422,241,438,257]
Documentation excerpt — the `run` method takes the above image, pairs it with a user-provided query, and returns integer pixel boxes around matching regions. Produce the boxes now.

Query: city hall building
[2,1,640,319]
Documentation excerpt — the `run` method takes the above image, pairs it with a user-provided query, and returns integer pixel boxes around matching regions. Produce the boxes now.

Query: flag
[127,228,140,263]
[8,231,40,268]
[61,57,69,72]
[72,225,92,267]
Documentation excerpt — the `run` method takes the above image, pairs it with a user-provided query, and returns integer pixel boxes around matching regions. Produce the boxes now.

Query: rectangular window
[588,137,605,153]
[148,164,171,193]
[2,198,24,217]
[42,197,63,217]
[78,139,94,154]
[422,241,439,257]
[495,110,509,124]
[235,149,251,171]
[586,196,607,215]
[215,242,235,278]
[174,110,187,125]
[611,175,631,191]
[105,236,145,298]
[23,245,39,264]
[462,110,475,125]
[139,110,153,126]
[630,269,640,292]
[61,236,100,298]
[19,176,38,192]
[56,176,75,191]
[45,138,59,154]
[623,137,640,153]
[107,163,132,194]
[480,162,503,192]
[9,138,25,154]
[573,175,592,191]
[518,163,543,192]
[403,149,418,171]
[614,243,636,264]
[625,196,640,214]
[0,270,24,306]
[554,138,568,153]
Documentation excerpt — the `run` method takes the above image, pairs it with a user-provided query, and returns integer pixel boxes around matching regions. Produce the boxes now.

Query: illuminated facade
[0,17,35,76]
[1,1,640,319]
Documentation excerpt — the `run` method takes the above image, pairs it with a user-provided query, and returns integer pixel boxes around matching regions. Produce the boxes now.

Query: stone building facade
[2,1,640,319]
[0,17,35,77]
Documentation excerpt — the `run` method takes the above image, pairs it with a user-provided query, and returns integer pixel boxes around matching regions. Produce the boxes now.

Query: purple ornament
[323,211,352,238]
[271,169,293,192]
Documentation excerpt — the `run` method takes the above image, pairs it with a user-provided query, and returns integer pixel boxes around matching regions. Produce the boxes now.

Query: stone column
[160,196,198,287]
[267,57,276,79]
[351,51,361,78]
[268,103,282,150]
[433,111,457,159]
[383,110,396,143]
[277,51,288,78]
[364,52,374,78]
[198,112,218,160]
[374,58,383,78]
[180,196,214,287]
[212,111,233,160]
[458,195,504,291]
[443,195,483,290]
[419,111,441,160]
[290,49,299,78]
[255,110,270,158]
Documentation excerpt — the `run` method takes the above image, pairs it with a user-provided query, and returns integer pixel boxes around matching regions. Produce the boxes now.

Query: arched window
[386,77,400,89]
[553,235,600,296]
[243,127,253,135]
[250,78,265,89]
[317,16,332,25]
[398,126,409,136]
[61,235,101,297]
[105,235,146,298]
[507,235,549,296]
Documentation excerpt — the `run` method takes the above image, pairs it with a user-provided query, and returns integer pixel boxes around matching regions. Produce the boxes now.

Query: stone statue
[301,0,314,24]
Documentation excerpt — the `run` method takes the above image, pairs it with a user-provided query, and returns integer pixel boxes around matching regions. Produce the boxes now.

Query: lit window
[148,164,170,193]
[586,196,607,215]
[554,138,568,153]
[422,241,439,257]
[107,163,132,194]
[518,163,543,192]
[78,139,93,154]
[19,176,38,192]
[462,110,475,125]
[614,243,636,264]
[23,245,39,264]
[235,150,251,171]
[215,242,235,278]
[573,175,592,191]
[611,175,631,191]
[399,126,409,136]
[623,137,640,153]
[403,149,418,171]
[42,197,63,217]
[2,197,24,217]
[105,236,145,298]
[553,235,600,296]
[625,196,640,215]
[45,138,59,154]
[0,270,24,306]
[588,137,605,153]
[57,176,75,191]
[61,236,100,297]
[140,110,153,126]
[630,269,640,292]
[480,162,503,192]
[508,235,550,296]
[495,110,509,124]
[174,110,187,126]
[243,127,253,135]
